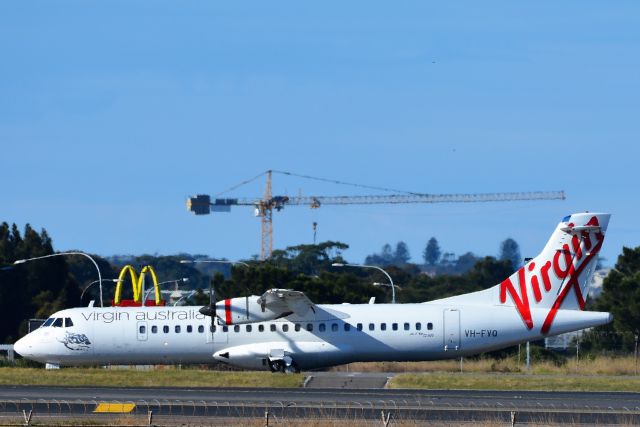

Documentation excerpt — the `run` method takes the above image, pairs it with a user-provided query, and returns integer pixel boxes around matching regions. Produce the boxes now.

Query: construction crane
[187,170,565,260]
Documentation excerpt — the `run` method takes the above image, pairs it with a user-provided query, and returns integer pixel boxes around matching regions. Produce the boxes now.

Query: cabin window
[163,325,169,334]
[392,323,398,331]
[52,318,63,328]
[233,325,240,333]
[198,325,204,333]
[357,323,363,331]
[283,324,289,332]
[369,323,375,331]
[306,323,313,332]
[187,325,193,333]
[210,324,216,333]
[404,323,410,331]
[151,326,158,334]
[380,323,386,331]
[415,323,421,331]
[222,325,228,332]
[295,323,301,332]
[319,323,326,332]
[139,325,146,334]
[427,322,433,330]
[344,324,351,332]
[175,325,181,333]
[64,318,73,327]
[270,324,277,332]
[259,325,265,332]
[246,325,252,333]
[331,323,338,332]
[42,318,54,327]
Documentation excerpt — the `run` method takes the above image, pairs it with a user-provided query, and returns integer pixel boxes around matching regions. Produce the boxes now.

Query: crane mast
[187,171,565,260]
[258,170,274,261]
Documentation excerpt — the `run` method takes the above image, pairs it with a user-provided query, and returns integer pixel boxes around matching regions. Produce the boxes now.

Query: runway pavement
[1,383,639,425]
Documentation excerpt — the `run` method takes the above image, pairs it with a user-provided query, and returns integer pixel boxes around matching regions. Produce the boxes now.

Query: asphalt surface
[1,384,639,410]
[1,384,639,424]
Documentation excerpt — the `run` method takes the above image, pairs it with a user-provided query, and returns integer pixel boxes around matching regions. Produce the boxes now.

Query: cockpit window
[52,318,63,328]
[64,318,73,327]
[42,318,54,327]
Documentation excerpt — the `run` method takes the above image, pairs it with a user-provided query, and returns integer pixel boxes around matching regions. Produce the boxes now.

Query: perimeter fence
[1,398,640,426]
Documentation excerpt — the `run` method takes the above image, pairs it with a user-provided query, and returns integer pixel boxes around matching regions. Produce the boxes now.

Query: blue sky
[2,2,639,266]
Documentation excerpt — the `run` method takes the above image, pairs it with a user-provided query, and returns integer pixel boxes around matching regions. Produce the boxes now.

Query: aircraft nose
[13,336,30,357]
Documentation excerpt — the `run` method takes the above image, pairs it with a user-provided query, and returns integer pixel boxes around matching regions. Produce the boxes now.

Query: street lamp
[332,262,397,304]
[80,279,121,303]
[179,259,250,268]
[142,278,189,304]
[180,259,251,299]
[373,282,402,291]
[173,290,196,306]
[14,252,104,307]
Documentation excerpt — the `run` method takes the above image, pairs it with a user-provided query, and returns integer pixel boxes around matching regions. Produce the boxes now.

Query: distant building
[545,330,582,350]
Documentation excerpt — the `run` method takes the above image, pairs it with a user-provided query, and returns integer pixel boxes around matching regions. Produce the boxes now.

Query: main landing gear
[268,356,299,373]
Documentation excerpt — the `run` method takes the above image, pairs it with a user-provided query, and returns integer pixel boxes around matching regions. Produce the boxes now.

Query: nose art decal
[57,332,92,351]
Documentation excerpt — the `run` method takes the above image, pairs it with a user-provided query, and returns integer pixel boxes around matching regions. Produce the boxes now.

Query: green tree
[271,241,348,275]
[0,223,81,342]
[423,237,441,266]
[394,241,411,265]
[499,238,521,271]
[582,246,640,353]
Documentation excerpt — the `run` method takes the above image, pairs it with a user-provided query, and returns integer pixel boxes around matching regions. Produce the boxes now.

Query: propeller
[199,283,217,332]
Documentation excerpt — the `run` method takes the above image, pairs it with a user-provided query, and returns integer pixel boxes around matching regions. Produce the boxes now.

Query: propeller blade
[199,282,218,339]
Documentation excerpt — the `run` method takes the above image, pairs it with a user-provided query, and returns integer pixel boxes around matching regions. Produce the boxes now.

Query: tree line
[364,236,522,275]
[1,221,638,356]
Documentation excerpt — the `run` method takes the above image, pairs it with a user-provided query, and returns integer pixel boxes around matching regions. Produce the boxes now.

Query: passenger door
[443,309,460,351]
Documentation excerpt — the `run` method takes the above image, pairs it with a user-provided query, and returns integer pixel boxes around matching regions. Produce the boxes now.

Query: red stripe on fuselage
[224,299,232,325]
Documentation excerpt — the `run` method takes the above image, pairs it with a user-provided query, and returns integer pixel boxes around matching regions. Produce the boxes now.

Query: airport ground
[0,383,639,426]
[0,358,639,425]
[2,355,640,391]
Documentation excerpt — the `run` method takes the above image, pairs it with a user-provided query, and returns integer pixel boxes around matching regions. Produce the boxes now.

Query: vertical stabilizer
[498,213,609,333]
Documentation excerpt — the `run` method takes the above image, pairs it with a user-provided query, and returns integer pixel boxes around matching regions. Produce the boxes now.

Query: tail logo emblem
[499,216,603,334]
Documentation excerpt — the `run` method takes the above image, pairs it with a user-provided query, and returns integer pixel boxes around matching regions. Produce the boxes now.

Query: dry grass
[333,355,640,376]
[390,372,640,392]
[0,367,303,388]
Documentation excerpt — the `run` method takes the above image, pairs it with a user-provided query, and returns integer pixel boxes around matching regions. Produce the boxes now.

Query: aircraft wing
[258,289,316,316]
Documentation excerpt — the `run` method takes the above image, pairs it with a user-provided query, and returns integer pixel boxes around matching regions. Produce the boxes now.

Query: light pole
[373,282,402,297]
[142,278,189,304]
[332,263,397,304]
[173,290,196,306]
[80,279,121,303]
[179,259,250,268]
[14,252,104,307]
[180,259,251,300]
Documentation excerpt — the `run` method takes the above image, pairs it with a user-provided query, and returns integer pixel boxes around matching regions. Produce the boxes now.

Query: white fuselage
[14,301,610,370]
[13,212,615,371]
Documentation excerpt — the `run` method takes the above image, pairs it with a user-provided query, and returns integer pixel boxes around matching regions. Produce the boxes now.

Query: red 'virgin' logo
[499,216,604,334]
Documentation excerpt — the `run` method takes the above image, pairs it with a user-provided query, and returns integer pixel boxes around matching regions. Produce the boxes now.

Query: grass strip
[0,367,303,388]
[389,372,640,392]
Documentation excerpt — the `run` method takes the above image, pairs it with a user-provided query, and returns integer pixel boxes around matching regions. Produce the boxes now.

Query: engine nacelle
[213,344,299,372]
[214,295,292,325]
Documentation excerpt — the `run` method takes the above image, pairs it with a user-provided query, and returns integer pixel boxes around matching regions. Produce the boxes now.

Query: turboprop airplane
[14,212,612,372]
